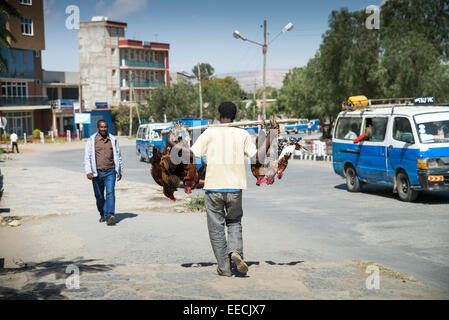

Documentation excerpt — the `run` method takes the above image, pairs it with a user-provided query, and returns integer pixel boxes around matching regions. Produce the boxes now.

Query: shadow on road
[334,183,449,204]
[113,212,138,224]
[0,257,116,300]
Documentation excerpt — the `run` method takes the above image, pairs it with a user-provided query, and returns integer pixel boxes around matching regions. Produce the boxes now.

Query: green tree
[201,76,246,120]
[146,82,199,122]
[0,0,22,71]
[192,63,215,80]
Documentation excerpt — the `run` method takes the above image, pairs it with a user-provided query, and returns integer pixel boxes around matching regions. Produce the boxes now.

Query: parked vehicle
[332,96,449,202]
[136,122,171,162]
[285,119,320,134]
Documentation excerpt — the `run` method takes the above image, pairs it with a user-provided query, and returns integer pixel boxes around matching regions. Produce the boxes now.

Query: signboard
[95,102,108,109]
[60,100,74,109]
[75,113,91,124]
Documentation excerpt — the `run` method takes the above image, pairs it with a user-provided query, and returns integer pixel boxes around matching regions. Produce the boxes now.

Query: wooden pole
[161,118,299,135]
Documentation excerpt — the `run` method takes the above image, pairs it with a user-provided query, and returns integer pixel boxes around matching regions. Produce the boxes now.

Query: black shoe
[99,216,106,223]
[106,215,115,225]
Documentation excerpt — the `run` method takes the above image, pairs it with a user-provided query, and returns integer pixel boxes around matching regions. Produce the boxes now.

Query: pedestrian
[84,120,123,225]
[307,121,312,135]
[10,132,19,153]
[172,101,277,277]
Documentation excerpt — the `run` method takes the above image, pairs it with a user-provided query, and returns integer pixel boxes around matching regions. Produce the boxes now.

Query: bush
[32,129,41,137]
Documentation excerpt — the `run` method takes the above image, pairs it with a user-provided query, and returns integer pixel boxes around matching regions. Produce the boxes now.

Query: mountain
[214,69,290,93]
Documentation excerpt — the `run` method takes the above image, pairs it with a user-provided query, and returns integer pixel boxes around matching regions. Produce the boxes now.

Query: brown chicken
[276,138,302,180]
[150,130,200,200]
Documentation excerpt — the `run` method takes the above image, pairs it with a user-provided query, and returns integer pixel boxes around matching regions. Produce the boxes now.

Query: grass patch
[351,260,416,282]
[0,216,21,223]
[183,193,206,212]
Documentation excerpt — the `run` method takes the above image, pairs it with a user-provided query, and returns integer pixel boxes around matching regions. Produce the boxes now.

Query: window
[1,82,27,97]
[111,48,116,55]
[19,0,32,5]
[393,117,415,143]
[363,117,388,142]
[414,112,449,144]
[335,117,363,140]
[4,111,33,136]
[21,18,33,35]
[112,69,116,76]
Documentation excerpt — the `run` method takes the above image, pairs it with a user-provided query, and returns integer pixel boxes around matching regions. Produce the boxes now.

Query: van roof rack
[342,96,417,111]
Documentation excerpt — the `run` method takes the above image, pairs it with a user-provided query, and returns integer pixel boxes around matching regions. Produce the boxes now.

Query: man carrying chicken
[173,101,277,277]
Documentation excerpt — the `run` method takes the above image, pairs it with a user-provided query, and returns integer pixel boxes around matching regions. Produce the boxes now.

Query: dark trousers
[11,142,19,153]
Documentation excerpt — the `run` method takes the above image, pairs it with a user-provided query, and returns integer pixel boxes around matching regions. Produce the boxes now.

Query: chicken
[276,138,302,179]
[250,116,279,185]
[150,128,200,200]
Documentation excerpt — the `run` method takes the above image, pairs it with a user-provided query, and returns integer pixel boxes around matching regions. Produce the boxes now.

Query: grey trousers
[204,191,244,275]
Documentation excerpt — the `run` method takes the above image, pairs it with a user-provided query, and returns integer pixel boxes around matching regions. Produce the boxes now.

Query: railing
[0,96,50,106]
[122,59,165,69]
[126,81,165,88]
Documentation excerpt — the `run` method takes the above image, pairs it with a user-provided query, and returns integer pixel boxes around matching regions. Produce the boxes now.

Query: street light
[233,20,293,120]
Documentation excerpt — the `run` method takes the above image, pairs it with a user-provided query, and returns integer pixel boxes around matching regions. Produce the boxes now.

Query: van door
[386,116,418,184]
[357,117,389,183]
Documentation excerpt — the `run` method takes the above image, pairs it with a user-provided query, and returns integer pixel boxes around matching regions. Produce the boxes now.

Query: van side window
[393,117,414,143]
[335,117,362,140]
[363,117,388,142]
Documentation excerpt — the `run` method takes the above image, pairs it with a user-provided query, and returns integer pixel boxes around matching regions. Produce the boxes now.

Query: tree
[201,76,246,119]
[0,0,22,71]
[146,82,199,122]
[192,63,215,80]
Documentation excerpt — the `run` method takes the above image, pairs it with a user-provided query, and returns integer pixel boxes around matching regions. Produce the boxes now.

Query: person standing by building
[171,101,277,276]
[10,132,19,153]
[84,120,123,225]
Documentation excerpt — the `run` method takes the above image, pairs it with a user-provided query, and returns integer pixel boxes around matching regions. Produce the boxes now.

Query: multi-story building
[78,17,170,109]
[0,0,50,136]
[42,70,80,134]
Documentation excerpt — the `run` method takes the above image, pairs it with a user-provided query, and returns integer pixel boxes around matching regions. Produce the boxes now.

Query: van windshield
[414,112,449,144]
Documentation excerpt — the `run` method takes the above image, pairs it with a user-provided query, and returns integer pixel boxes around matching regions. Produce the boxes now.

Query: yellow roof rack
[342,96,414,111]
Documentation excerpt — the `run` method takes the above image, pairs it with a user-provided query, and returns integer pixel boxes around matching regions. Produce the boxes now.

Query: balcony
[0,96,50,106]
[121,59,165,69]
[125,80,165,88]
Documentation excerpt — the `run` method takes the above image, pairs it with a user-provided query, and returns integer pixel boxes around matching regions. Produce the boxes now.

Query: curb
[293,154,333,162]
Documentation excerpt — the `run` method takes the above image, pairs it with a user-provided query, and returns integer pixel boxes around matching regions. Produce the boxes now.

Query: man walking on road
[172,101,277,277]
[84,120,123,225]
[10,132,19,153]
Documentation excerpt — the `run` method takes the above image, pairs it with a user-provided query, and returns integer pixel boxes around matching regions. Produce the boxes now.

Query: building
[170,71,195,84]
[78,17,170,108]
[42,70,80,134]
[0,0,51,136]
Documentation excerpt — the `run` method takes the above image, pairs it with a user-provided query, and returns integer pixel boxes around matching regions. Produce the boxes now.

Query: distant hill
[214,69,290,93]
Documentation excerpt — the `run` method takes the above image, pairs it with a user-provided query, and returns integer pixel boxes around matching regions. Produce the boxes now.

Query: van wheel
[397,172,419,202]
[345,166,362,192]
[137,152,144,162]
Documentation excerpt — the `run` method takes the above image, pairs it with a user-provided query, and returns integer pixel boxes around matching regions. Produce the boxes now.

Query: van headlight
[418,158,444,169]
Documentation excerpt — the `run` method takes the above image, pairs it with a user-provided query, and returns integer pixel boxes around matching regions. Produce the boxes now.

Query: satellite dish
[0,117,7,129]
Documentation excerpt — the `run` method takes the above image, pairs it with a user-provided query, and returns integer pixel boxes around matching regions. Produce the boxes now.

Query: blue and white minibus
[136,122,171,162]
[332,97,449,201]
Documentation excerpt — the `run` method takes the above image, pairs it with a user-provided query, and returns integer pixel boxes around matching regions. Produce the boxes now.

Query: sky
[42,0,384,76]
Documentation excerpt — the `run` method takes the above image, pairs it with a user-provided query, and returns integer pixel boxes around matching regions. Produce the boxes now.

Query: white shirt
[191,127,257,190]
[10,133,18,143]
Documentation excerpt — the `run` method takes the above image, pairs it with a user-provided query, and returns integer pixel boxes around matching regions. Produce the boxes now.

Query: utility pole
[198,63,203,119]
[129,70,133,137]
[262,19,267,120]
[253,78,257,120]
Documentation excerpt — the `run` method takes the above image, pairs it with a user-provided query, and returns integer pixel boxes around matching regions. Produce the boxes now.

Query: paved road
[1,137,449,297]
